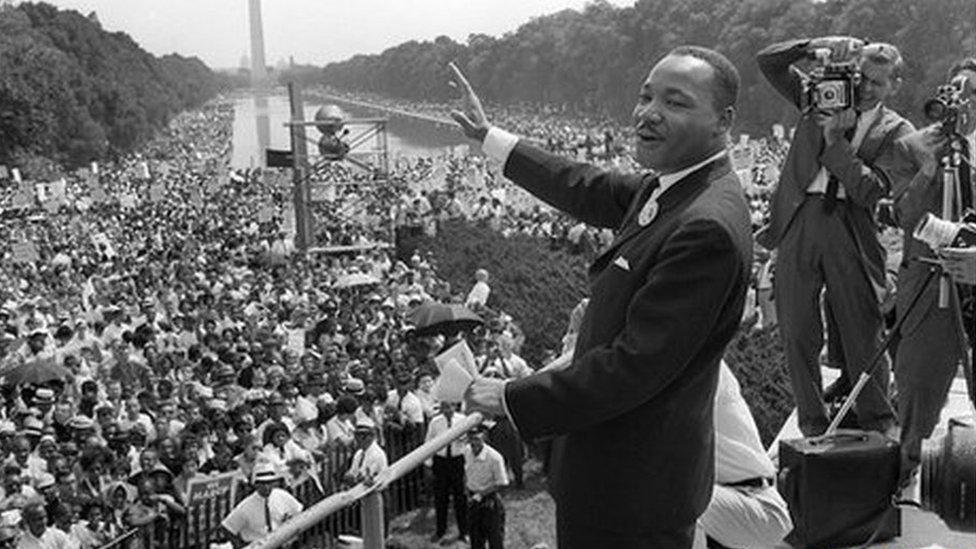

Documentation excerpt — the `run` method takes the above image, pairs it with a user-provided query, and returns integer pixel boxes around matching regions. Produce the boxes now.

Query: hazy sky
[47,0,635,69]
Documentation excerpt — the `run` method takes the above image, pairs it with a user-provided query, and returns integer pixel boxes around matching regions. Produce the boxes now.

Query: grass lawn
[387,458,555,549]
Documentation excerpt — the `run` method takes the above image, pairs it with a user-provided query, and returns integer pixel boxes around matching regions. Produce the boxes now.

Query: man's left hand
[940,247,976,285]
[815,108,857,145]
[464,376,507,417]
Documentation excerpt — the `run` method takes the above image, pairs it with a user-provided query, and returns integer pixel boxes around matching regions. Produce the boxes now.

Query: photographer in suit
[889,57,976,485]
[756,37,914,437]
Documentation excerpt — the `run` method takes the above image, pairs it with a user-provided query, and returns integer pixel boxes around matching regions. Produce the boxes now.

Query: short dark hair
[949,57,976,79]
[668,45,740,110]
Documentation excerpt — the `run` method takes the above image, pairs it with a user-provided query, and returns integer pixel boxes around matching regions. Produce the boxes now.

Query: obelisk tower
[248,0,271,167]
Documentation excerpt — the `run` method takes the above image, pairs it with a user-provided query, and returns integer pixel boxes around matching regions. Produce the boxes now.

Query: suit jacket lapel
[591,157,733,274]
[857,106,896,161]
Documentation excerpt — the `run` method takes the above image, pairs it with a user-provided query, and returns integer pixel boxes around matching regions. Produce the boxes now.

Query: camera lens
[920,416,976,532]
[823,89,837,101]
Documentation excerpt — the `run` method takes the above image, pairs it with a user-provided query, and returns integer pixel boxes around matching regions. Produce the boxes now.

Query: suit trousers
[432,455,467,537]
[894,286,967,479]
[468,494,505,549]
[775,197,895,436]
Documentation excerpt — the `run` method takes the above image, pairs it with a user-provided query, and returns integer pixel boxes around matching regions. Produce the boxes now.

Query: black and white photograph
[0,1,973,548]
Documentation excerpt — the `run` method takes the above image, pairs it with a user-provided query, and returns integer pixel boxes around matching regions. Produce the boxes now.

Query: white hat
[252,462,282,483]
[354,416,376,432]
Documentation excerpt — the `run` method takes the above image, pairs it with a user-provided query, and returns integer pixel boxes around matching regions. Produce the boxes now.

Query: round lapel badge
[638,200,658,226]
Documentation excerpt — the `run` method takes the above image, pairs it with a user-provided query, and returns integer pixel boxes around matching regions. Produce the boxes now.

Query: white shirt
[465,280,491,308]
[16,528,73,549]
[347,441,388,481]
[221,488,304,543]
[714,360,776,484]
[463,443,509,494]
[806,103,882,196]
[385,390,425,424]
[424,412,468,459]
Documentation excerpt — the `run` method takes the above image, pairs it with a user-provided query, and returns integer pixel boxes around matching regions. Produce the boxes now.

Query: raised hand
[447,62,489,143]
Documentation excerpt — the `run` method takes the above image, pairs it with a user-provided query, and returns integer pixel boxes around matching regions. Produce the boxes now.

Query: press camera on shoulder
[924,74,973,136]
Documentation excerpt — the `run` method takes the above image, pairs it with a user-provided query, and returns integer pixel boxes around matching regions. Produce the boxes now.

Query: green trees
[319,0,976,133]
[0,2,222,168]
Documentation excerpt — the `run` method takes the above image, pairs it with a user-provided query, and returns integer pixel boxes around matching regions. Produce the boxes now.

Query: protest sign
[186,471,239,506]
[11,241,39,264]
[433,340,478,403]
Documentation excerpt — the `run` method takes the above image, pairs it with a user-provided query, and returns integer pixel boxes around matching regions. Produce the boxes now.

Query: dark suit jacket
[755,39,914,289]
[889,126,970,340]
[500,141,753,541]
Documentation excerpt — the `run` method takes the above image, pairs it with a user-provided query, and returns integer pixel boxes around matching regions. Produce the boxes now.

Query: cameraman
[889,57,976,485]
[756,38,914,437]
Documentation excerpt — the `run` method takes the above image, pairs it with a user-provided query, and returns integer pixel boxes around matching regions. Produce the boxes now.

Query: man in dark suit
[756,38,913,437]
[451,46,753,548]
[888,58,976,484]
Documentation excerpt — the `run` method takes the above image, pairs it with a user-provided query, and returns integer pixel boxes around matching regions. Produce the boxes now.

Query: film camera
[925,75,972,135]
[800,48,862,113]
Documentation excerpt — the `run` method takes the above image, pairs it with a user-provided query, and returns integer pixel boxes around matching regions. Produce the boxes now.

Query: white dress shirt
[347,441,388,481]
[221,488,303,543]
[424,412,468,461]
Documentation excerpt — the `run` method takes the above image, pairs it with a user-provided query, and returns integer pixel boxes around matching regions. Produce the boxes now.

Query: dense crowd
[0,87,801,548]
[0,97,536,548]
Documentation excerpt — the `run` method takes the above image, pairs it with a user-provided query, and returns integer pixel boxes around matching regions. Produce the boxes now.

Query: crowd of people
[0,94,538,549]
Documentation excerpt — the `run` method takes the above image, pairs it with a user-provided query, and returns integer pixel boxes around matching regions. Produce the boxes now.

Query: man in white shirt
[16,503,70,549]
[220,462,303,548]
[385,373,425,427]
[343,417,388,486]
[693,361,792,548]
[424,402,468,544]
[463,426,507,549]
[464,269,491,309]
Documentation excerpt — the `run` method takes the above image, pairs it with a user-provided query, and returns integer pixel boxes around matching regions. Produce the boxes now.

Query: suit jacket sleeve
[820,117,914,208]
[504,218,744,438]
[890,129,938,232]
[756,39,810,107]
[503,140,641,229]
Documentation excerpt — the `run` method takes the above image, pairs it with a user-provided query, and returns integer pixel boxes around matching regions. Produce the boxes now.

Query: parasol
[1,356,71,385]
[407,302,484,337]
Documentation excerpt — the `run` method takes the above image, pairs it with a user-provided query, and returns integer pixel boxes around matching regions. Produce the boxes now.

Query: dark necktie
[264,496,272,532]
[446,415,453,458]
[823,116,859,214]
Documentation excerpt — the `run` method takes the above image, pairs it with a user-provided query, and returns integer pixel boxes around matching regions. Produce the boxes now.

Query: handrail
[249,411,484,549]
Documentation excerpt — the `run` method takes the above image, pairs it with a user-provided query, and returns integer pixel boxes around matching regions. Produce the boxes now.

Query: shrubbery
[0,2,223,168]
[416,219,793,444]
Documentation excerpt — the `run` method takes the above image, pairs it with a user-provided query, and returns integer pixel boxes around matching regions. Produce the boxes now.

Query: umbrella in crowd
[0,356,71,385]
[407,301,483,337]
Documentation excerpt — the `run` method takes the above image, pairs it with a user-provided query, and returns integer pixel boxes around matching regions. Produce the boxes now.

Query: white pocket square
[613,256,630,271]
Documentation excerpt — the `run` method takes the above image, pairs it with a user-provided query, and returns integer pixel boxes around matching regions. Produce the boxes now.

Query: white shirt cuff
[482,127,519,166]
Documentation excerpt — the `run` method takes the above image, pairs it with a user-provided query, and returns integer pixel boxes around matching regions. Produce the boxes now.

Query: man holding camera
[889,57,976,485]
[757,37,913,437]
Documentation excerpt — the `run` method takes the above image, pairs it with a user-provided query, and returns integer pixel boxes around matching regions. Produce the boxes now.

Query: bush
[417,219,793,445]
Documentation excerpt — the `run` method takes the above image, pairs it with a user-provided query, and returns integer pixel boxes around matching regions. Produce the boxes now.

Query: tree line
[0,2,226,170]
[314,0,975,135]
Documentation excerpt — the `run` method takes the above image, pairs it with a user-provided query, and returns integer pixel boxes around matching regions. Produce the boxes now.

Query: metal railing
[250,412,484,549]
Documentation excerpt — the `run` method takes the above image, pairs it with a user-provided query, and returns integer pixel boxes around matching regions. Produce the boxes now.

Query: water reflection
[230,94,466,169]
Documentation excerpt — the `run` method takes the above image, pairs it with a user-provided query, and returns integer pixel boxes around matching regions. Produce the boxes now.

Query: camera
[800,48,861,113]
[924,76,972,135]
[919,416,976,531]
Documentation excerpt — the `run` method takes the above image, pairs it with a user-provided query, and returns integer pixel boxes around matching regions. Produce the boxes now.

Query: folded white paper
[433,340,478,402]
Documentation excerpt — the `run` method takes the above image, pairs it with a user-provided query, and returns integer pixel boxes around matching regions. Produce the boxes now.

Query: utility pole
[288,83,312,252]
